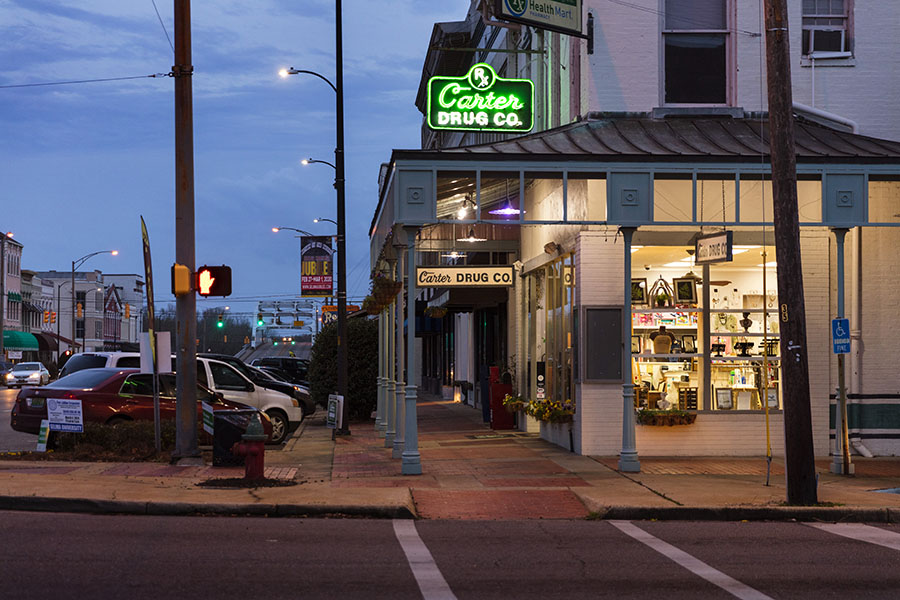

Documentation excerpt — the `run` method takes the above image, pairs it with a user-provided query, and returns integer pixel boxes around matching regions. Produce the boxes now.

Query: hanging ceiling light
[488,204,521,216]
[441,251,466,259]
[457,228,487,242]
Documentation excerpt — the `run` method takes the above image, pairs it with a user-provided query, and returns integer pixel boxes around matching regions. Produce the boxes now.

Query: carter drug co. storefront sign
[417,266,515,287]
[427,63,533,133]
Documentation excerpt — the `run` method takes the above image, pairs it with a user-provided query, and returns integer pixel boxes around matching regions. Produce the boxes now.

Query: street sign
[47,398,83,433]
[36,420,49,452]
[832,318,850,354]
[326,394,344,430]
[201,401,214,435]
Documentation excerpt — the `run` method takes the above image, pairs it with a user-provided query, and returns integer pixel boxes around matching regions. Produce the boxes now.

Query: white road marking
[609,520,774,600]
[393,520,457,600]
[808,523,900,551]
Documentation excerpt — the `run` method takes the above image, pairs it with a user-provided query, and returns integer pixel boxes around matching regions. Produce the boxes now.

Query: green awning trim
[6,291,22,302]
[2,330,39,350]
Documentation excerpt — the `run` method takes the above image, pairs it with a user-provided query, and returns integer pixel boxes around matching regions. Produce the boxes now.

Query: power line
[0,73,170,90]
[150,0,175,54]
[602,0,761,37]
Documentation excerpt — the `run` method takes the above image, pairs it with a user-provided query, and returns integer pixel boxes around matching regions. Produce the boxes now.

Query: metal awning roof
[391,113,900,163]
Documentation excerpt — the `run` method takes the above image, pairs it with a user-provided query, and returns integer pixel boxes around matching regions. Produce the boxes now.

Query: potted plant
[502,393,527,413]
[655,291,670,308]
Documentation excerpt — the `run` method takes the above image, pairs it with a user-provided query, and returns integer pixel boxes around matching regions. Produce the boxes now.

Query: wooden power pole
[764,0,817,504]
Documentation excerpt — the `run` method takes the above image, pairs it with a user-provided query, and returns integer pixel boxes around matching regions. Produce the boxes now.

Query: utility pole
[335,0,350,434]
[764,0,817,505]
[173,0,200,462]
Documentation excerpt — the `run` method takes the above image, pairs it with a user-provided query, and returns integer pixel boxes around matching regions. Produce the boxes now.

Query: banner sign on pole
[321,305,360,326]
[47,398,84,433]
[496,0,583,37]
[427,63,534,133]
[300,236,334,297]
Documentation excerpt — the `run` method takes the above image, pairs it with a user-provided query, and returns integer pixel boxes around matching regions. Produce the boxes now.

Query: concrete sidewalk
[1,396,899,520]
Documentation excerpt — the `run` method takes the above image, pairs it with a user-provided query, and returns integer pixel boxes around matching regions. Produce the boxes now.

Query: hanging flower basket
[371,275,401,305]
[424,306,448,319]
[636,409,697,426]
[362,295,382,316]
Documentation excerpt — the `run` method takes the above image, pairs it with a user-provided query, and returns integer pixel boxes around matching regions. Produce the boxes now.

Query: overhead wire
[0,74,170,89]
[150,0,175,54]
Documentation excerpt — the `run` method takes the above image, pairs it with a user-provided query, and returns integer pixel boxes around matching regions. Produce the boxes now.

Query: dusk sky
[1,0,469,319]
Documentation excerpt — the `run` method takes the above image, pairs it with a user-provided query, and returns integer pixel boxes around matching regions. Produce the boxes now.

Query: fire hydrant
[231,413,267,481]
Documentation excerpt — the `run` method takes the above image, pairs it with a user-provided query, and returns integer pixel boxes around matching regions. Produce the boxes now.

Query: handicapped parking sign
[832,318,850,354]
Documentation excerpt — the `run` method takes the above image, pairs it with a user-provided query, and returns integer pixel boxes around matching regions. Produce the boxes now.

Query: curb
[0,495,417,520]
[591,505,900,523]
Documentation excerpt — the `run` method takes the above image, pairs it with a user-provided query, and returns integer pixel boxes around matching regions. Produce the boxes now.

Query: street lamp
[302,157,336,170]
[272,226,314,236]
[0,231,14,359]
[280,1,350,434]
[313,217,338,226]
[71,250,117,354]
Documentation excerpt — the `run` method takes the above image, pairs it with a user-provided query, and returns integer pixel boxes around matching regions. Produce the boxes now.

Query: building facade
[369,0,900,468]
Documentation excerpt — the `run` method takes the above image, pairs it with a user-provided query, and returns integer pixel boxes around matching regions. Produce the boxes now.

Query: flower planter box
[636,410,697,426]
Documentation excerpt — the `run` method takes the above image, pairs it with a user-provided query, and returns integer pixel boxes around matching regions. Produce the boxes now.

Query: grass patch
[1,421,177,462]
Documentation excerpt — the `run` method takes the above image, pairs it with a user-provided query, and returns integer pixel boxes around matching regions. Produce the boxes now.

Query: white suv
[58,352,143,378]
[197,357,303,444]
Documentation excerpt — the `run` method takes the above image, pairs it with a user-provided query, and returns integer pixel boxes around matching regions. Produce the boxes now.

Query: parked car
[0,361,14,385]
[10,368,272,443]
[196,357,303,444]
[253,356,309,386]
[199,353,315,417]
[5,362,50,388]
[58,352,144,379]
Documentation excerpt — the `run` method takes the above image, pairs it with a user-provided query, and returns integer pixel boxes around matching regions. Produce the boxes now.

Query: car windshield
[12,363,41,372]
[61,354,107,375]
[46,369,117,389]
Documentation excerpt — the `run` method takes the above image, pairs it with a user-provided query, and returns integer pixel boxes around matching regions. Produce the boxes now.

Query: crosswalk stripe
[609,521,774,600]
[393,520,457,600]
[807,523,900,551]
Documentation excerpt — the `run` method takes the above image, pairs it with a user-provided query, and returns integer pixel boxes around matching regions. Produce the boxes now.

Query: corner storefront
[369,114,900,467]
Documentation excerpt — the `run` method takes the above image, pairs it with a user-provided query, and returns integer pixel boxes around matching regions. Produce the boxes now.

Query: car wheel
[265,409,288,444]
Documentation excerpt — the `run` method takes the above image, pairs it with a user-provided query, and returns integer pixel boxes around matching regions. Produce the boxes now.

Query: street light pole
[334,0,349,434]
[0,232,12,360]
[71,250,118,356]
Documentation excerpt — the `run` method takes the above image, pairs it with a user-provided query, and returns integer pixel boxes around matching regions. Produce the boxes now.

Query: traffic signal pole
[764,0,817,505]
[173,0,200,462]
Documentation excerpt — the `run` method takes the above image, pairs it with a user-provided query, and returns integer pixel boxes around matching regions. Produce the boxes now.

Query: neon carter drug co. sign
[427,63,534,133]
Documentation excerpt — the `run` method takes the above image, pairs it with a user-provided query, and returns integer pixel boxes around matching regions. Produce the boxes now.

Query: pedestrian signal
[196,265,232,297]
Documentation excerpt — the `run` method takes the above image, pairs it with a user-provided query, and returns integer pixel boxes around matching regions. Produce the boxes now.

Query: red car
[10,368,272,442]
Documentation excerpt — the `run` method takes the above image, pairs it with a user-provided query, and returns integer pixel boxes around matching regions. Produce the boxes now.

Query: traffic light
[196,265,232,297]
[257,313,264,326]
[50,311,56,324]
[216,314,224,328]
[76,302,83,319]
[43,310,50,323]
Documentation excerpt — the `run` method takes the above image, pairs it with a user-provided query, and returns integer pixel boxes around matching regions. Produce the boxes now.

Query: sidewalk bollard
[230,413,268,481]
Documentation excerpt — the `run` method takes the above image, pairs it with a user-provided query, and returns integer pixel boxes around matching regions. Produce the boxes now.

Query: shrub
[309,318,377,421]
[50,420,177,460]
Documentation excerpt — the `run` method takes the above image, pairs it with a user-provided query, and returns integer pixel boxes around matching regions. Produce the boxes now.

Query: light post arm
[280,68,336,93]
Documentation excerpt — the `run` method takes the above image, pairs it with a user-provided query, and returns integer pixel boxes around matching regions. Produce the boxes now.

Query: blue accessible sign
[832,318,850,354]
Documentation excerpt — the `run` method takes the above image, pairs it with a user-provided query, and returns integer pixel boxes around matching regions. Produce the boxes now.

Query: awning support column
[384,257,397,449]
[618,227,640,473]
[402,226,422,475]
[830,227,853,475]
[376,300,386,436]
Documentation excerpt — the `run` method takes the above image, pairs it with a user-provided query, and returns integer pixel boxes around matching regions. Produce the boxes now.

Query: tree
[308,317,377,421]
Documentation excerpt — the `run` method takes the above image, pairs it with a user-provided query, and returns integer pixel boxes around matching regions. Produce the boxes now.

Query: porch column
[618,227,640,472]
[830,228,853,475]
[402,226,422,475]
[392,242,405,457]
[384,257,397,449]
[376,302,386,436]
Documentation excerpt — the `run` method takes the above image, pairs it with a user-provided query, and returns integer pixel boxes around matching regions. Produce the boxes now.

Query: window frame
[660,0,736,107]
[801,0,853,58]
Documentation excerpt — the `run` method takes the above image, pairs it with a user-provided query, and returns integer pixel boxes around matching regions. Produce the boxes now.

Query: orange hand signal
[198,269,215,295]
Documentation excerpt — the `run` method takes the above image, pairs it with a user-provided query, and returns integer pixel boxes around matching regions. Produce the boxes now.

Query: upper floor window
[663,0,730,105]
[802,0,851,56]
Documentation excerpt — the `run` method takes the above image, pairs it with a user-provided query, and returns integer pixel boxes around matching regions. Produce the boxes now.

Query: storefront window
[697,174,736,223]
[524,253,576,406]
[869,178,900,223]
[630,244,781,412]
[480,172,521,219]
[654,173,693,222]
[524,172,565,222]
[437,171,476,220]
[567,174,607,221]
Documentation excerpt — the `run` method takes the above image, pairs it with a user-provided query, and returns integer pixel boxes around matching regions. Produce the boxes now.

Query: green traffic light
[257,320,264,326]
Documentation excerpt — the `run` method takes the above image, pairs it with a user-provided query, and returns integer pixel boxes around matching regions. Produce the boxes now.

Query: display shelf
[710,356,781,362]
[634,325,697,330]
[633,307,702,314]
[635,353,701,359]
[708,332,780,338]
[710,309,777,314]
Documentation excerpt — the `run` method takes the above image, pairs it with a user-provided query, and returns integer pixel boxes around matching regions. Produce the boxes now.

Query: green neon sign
[427,63,534,133]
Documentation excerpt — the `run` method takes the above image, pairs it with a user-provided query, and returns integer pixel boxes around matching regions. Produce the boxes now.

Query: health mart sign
[498,0,582,37]
[427,63,533,133]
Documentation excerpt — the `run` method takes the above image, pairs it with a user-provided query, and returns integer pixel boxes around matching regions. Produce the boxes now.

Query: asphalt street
[0,387,37,453]
[2,512,899,599]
